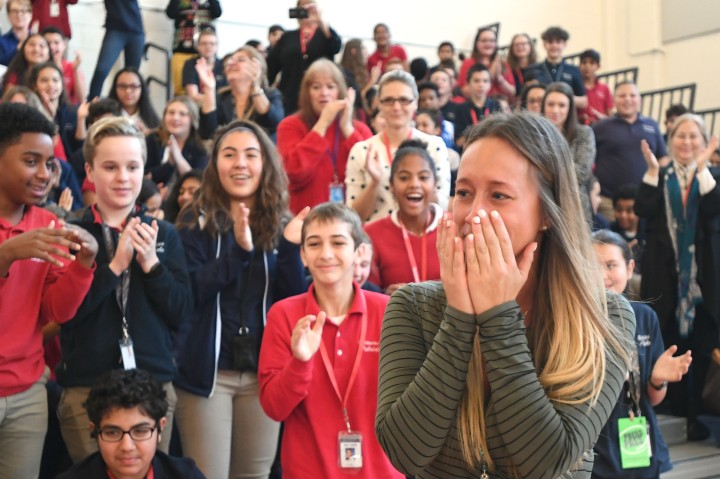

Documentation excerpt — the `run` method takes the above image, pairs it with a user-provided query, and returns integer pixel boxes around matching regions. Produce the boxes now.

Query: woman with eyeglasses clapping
[345,70,449,223]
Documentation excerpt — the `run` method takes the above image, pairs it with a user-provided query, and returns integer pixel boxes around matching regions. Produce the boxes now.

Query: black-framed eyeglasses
[96,424,157,442]
[378,97,415,107]
[116,83,142,91]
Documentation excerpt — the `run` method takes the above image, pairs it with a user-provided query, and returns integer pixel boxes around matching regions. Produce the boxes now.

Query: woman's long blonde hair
[456,113,630,471]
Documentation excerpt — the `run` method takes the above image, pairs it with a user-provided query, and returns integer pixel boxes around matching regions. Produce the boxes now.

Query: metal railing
[143,42,172,102]
[596,67,638,94]
[563,51,583,66]
[696,107,720,140]
[640,83,696,126]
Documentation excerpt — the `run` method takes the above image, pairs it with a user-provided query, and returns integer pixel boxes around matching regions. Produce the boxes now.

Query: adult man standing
[593,81,668,219]
[0,0,32,65]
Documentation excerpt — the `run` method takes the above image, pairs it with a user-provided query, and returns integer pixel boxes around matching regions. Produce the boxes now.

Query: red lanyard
[382,130,413,164]
[300,26,316,57]
[319,311,367,432]
[515,67,524,86]
[399,222,427,283]
[470,105,490,125]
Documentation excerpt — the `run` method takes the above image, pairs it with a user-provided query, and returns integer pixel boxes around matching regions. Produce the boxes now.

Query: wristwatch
[250,88,264,98]
[649,379,668,390]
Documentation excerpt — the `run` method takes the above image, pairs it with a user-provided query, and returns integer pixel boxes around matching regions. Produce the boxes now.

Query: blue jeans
[88,29,145,99]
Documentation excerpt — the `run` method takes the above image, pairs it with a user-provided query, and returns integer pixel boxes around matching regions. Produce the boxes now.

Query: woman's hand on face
[195,57,216,90]
[246,58,262,89]
[641,139,660,175]
[232,202,253,251]
[283,206,310,245]
[437,213,474,314]
[465,209,536,315]
[291,312,326,362]
[696,135,719,172]
[339,88,356,135]
[317,99,346,129]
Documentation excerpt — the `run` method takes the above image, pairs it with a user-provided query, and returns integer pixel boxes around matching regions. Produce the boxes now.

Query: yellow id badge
[618,416,651,469]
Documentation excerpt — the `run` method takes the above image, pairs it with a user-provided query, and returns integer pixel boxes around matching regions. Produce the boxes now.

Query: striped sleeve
[375,283,477,475]
[480,293,636,478]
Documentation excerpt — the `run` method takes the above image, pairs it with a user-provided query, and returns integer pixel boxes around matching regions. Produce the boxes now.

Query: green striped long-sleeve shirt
[375,281,636,478]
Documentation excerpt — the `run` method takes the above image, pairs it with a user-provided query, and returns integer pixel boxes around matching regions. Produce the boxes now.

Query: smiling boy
[0,102,97,478]
[258,202,403,479]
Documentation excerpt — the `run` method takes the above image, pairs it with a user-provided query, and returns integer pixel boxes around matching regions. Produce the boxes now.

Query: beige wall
[2,0,717,111]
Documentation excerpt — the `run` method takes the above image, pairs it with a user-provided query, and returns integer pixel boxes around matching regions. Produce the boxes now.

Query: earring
[541,225,548,231]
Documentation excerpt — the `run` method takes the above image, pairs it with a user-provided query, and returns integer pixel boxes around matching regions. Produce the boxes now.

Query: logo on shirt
[642,124,657,134]
[156,242,165,254]
[636,334,651,348]
[363,340,380,352]
[561,72,573,81]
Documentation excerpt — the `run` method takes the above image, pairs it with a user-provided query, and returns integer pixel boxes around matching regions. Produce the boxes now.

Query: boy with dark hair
[578,48,613,125]
[0,102,97,478]
[267,24,285,56]
[418,82,455,148]
[611,183,646,276]
[259,202,403,479]
[526,26,587,109]
[57,369,205,478]
[454,63,502,147]
[663,104,689,143]
[429,41,455,74]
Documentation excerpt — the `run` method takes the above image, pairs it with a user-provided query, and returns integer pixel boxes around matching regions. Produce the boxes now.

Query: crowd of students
[1,1,720,479]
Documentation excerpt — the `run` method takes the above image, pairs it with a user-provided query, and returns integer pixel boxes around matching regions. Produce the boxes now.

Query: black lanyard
[101,223,131,340]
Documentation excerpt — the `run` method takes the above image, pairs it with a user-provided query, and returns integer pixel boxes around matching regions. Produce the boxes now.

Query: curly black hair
[0,102,56,156]
[84,369,168,431]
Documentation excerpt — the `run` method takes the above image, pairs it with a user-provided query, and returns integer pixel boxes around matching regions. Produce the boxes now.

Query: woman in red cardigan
[276,59,372,213]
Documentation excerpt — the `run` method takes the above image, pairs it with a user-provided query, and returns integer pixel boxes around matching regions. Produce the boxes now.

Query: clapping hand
[651,345,692,384]
[291,312,327,362]
[283,206,310,245]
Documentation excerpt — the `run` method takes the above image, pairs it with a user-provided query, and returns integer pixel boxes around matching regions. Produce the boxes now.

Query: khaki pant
[58,382,177,463]
[174,370,279,479]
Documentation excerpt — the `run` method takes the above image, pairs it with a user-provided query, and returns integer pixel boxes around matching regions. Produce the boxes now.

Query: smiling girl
[174,119,308,478]
[364,139,441,294]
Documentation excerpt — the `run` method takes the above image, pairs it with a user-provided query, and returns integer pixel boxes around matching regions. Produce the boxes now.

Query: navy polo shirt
[591,302,671,478]
[592,115,667,197]
[525,60,586,97]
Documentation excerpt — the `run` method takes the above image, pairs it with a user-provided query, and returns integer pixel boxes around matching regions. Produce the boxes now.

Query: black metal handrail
[596,67,638,93]
[640,83,696,126]
[143,42,172,102]
[563,51,583,66]
[696,107,720,139]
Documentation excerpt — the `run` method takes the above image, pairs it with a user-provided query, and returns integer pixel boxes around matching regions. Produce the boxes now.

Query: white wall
[2,0,717,112]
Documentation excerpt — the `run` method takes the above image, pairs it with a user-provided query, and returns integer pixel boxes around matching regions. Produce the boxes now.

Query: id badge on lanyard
[339,431,363,469]
[50,0,60,17]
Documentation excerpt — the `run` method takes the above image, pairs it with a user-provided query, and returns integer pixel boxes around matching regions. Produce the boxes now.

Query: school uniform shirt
[181,55,227,93]
[198,87,284,139]
[57,450,206,478]
[364,204,442,290]
[454,98,503,142]
[578,80,613,125]
[144,132,209,186]
[258,282,404,479]
[31,0,78,39]
[0,206,94,397]
[57,206,192,387]
[525,60,586,97]
[367,44,408,74]
[591,302,671,478]
[276,113,372,214]
[345,129,450,223]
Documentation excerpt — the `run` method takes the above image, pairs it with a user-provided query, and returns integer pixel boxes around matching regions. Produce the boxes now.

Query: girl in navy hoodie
[174,119,308,479]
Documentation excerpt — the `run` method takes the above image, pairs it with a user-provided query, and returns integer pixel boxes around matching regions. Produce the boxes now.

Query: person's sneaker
[687,419,711,441]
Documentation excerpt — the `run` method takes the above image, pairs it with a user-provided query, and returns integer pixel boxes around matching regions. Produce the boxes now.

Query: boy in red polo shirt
[0,102,96,478]
[258,202,403,479]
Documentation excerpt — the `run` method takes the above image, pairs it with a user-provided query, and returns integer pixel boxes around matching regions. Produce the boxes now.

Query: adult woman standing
[196,45,283,139]
[542,81,595,225]
[375,113,634,478]
[266,0,341,115]
[276,59,371,213]
[506,33,537,97]
[174,120,308,479]
[457,27,515,101]
[145,96,208,186]
[345,70,449,223]
[108,67,160,133]
[636,114,720,440]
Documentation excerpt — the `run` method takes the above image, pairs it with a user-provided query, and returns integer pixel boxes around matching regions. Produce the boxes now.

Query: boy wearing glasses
[0,0,32,65]
[57,369,205,479]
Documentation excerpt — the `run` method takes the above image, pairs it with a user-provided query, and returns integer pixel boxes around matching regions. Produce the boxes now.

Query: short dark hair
[301,202,365,250]
[438,41,454,52]
[580,49,600,64]
[245,39,262,49]
[591,229,633,264]
[268,24,284,34]
[390,138,437,183]
[373,23,389,35]
[417,81,439,96]
[612,183,638,207]
[41,26,65,38]
[541,26,569,42]
[410,57,428,83]
[466,63,490,84]
[416,108,442,129]
[665,104,689,120]
[84,369,168,434]
[139,178,161,204]
[88,98,122,124]
[0,102,56,157]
